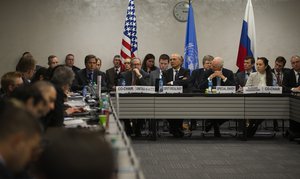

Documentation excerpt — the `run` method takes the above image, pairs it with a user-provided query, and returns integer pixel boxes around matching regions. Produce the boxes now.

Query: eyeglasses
[124,62,130,64]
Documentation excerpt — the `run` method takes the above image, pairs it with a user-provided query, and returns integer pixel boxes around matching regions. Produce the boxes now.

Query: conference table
[64,96,145,179]
[111,92,300,140]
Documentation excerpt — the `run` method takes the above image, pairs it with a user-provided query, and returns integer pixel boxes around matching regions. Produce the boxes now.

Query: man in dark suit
[271,56,289,86]
[65,54,80,74]
[283,55,300,138]
[0,99,42,179]
[106,55,123,91]
[199,57,235,137]
[188,55,214,130]
[235,56,256,88]
[119,58,149,86]
[189,55,214,92]
[15,55,36,85]
[149,54,170,88]
[165,53,190,137]
[72,54,107,91]
[119,58,149,137]
[271,56,289,131]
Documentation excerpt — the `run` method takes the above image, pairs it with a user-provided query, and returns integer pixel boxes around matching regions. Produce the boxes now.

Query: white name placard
[116,86,135,94]
[162,86,183,94]
[116,86,155,94]
[216,86,236,94]
[262,86,282,94]
[134,86,156,94]
[243,86,263,94]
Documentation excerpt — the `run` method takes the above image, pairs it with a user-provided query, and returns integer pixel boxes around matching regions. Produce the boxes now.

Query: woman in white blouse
[245,57,277,137]
[245,57,277,87]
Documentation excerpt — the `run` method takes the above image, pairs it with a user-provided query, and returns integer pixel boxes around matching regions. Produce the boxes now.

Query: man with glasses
[72,54,107,91]
[119,58,149,137]
[119,57,149,86]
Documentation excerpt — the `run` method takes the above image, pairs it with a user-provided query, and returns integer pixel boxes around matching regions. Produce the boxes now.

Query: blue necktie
[216,77,221,86]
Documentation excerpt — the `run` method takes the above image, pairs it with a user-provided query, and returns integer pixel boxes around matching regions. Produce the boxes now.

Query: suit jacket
[235,71,248,87]
[71,65,81,74]
[119,70,149,86]
[245,72,277,86]
[106,67,122,90]
[282,69,299,92]
[72,68,107,91]
[271,68,289,86]
[165,67,190,92]
[41,85,65,129]
[189,68,206,91]
[199,68,235,90]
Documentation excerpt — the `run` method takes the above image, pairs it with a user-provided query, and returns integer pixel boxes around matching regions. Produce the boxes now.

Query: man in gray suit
[149,54,170,88]
[235,56,255,88]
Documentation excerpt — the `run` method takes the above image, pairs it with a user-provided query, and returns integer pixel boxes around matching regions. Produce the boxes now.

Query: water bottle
[208,78,213,93]
[158,73,163,93]
[82,86,87,97]
[121,78,126,86]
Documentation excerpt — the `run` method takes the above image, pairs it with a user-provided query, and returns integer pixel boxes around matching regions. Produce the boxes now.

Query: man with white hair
[199,57,235,137]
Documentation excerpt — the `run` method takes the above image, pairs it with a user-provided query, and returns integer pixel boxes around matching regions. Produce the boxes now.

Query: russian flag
[236,0,256,72]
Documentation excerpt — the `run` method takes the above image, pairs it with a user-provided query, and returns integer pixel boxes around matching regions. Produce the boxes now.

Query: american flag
[120,0,138,60]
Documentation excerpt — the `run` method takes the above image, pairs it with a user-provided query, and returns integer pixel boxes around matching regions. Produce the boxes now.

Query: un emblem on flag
[184,42,198,71]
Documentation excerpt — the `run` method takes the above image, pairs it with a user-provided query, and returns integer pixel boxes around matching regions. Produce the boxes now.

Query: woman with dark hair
[245,57,277,137]
[141,53,158,73]
[245,57,277,87]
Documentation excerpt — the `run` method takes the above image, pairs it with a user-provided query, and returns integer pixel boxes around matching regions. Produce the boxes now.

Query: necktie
[131,73,137,85]
[216,77,221,86]
[276,72,282,86]
[246,72,250,80]
[174,70,179,81]
[114,69,119,86]
[88,72,93,83]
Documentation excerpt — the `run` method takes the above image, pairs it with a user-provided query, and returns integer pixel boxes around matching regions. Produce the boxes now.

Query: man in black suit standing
[106,55,123,91]
[165,53,190,137]
[283,55,300,138]
[72,54,107,91]
[199,57,235,137]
